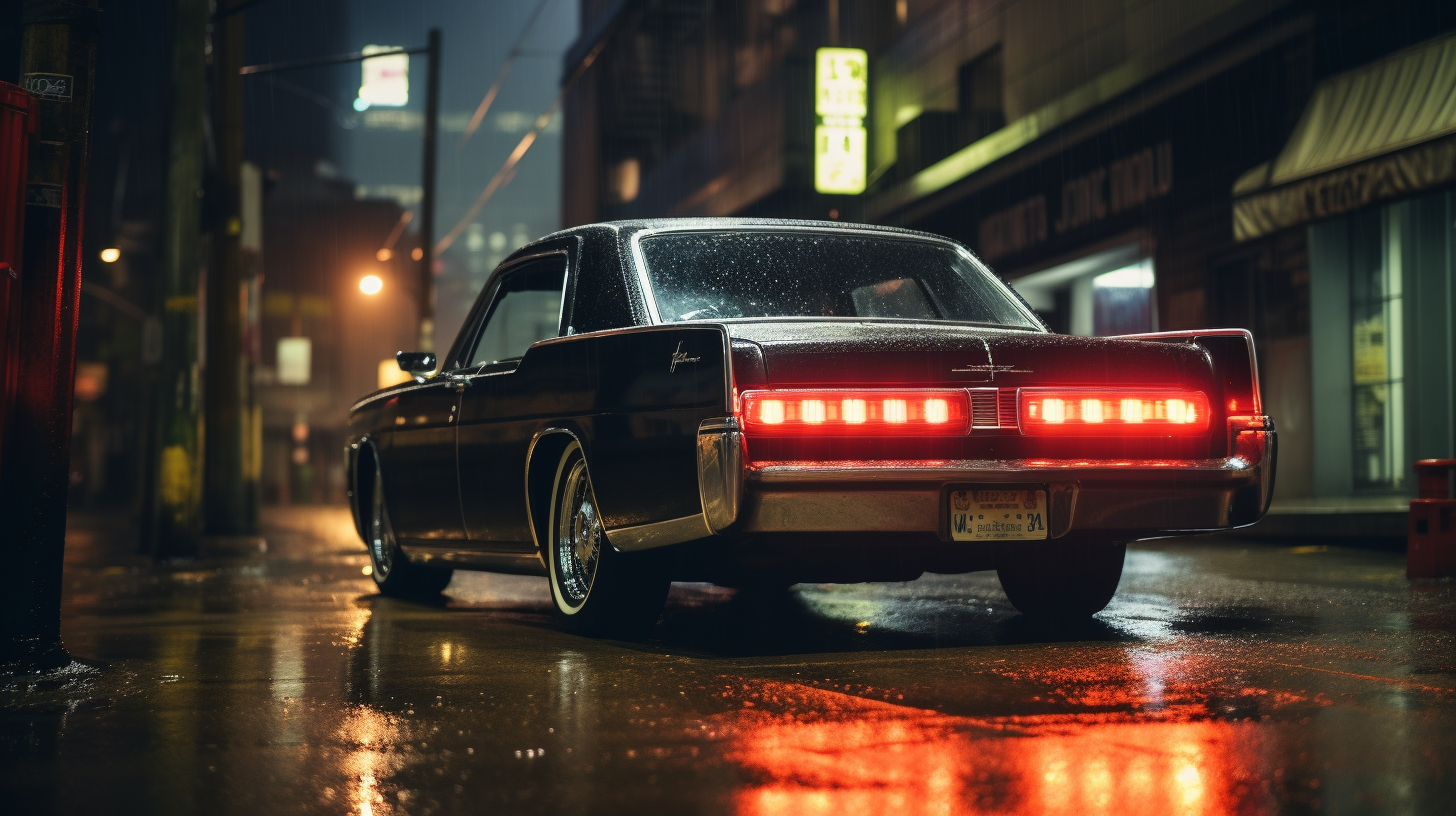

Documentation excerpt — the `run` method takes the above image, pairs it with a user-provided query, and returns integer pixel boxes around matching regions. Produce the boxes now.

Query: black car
[346,219,1275,634]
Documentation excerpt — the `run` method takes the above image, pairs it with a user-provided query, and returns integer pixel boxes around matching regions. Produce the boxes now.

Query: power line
[239,46,426,76]
[455,0,556,154]
[435,36,608,256]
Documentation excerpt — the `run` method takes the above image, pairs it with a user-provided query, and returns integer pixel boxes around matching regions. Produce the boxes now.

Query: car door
[455,253,571,551]
[376,279,508,547]
[381,374,467,546]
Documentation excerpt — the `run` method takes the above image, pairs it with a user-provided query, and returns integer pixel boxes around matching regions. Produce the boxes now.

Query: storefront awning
[1232,30,1456,241]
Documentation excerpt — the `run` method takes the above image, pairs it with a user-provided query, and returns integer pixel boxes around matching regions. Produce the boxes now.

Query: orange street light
[359,274,383,295]
[376,248,393,262]
[99,247,120,263]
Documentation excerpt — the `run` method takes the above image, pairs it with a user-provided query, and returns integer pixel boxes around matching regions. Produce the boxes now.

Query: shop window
[1309,192,1454,498]
[1009,244,1156,336]
[1349,209,1406,490]
[1091,261,1156,336]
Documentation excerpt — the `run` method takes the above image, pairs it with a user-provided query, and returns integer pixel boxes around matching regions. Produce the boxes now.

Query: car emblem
[952,339,1030,380]
[951,363,1032,379]
[669,341,701,373]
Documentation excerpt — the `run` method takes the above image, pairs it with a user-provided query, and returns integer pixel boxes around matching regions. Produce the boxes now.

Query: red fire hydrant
[1408,459,1456,579]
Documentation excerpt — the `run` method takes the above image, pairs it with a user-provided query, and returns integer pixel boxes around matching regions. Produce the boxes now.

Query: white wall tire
[546,441,670,636]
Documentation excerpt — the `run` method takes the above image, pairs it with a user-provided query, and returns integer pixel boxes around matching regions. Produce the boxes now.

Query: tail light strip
[1018,388,1210,435]
[739,387,1211,436]
[740,389,971,435]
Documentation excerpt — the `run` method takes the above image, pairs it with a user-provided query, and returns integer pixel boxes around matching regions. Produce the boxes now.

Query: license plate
[949,489,1048,541]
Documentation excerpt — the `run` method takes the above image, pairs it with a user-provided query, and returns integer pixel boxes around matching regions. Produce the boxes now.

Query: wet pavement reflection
[3,508,1453,814]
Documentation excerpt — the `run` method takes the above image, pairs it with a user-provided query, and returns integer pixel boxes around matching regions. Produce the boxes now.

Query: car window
[850,278,936,319]
[567,255,634,333]
[638,230,1042,329]
[466,258,566,366]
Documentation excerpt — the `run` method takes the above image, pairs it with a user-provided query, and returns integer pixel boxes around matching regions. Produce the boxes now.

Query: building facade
[562,0,1456,527]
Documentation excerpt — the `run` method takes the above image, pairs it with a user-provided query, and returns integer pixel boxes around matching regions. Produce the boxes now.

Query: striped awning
[1233,30,1456,241]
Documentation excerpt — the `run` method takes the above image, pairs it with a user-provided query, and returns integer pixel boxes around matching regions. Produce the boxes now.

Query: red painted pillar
[0,83,38,475]
[0,0,100,673]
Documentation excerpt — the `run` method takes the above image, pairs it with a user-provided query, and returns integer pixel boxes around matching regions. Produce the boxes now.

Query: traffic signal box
[1408,459,1456,579]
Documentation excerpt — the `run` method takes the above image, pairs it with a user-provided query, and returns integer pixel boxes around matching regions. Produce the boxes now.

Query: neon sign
[814,47,868,195]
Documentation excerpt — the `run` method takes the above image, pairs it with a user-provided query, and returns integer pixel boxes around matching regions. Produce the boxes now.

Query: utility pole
[418,28,440,352]
[145,0,208,558]
[204,3,254,534]
[237,35,440,351]
[0,0,101,673]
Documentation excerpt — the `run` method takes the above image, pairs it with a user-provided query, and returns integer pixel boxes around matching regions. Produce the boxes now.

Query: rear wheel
[547,442,670,636]
[995,536,1125,619]
[367,466,453,598]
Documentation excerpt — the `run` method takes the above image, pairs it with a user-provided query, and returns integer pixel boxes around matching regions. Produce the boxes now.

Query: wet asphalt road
[2,507,1454,815]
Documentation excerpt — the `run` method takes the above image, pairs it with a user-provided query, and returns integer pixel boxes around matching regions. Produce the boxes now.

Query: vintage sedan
[346,219,1275,634]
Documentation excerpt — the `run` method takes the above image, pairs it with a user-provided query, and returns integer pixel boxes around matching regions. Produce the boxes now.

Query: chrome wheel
[369,467,394,579]
[553,456,602,608]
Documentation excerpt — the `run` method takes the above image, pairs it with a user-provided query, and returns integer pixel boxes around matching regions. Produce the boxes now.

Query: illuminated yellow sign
[814,47,868,194]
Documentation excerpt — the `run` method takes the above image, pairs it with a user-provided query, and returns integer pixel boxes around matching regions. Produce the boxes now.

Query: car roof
[528,217,958,248]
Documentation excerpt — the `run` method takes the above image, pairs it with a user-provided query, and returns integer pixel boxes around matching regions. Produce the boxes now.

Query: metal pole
[204,4,253,533]
[418,28,440,351]
[145,0,208,558]
[0,0,101,673]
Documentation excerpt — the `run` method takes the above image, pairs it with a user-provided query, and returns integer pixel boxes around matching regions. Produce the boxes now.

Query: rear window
[638,230,1041,330]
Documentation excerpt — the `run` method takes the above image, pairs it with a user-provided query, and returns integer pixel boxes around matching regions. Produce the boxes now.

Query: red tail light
[739,389,970,435]
[1019,388,1210,435]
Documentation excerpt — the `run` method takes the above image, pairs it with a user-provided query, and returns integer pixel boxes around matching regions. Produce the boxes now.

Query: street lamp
[99,247,120,263]
[359,274,383,295]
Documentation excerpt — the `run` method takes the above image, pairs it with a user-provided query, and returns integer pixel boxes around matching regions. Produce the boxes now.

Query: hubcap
[369,469,394,579]
[555,458,602,607]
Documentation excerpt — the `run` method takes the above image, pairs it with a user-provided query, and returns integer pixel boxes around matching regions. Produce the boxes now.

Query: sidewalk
[1240,495,1410,545]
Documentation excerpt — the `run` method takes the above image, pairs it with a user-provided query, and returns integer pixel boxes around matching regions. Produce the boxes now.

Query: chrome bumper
[697,416,1276,540]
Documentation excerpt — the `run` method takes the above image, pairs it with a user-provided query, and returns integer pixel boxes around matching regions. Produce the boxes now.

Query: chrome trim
[454,249,572,370]
[698,416,741,434]
[1228,414,1275,458]
[736,446,1275,536]
[1114,328,1262,415]
[670,340,701,372]
[969,387,1001,429]
[626,223,1046,331]
[605,514,713,552]
[951,336,1033,379]
[1228,414,1274,431]
[657,315,1043,331]
[697,417,743,533]
[349,379,451,415]
[729,483,1079,537]
[748,457,1263,483]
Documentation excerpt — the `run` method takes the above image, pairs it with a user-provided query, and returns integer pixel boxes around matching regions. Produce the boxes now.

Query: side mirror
[396,351,436,382]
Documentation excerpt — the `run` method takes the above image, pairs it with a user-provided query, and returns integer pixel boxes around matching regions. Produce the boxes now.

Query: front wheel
[547,442,670,636]
[367,466,453,598]
[995,536,1126,620]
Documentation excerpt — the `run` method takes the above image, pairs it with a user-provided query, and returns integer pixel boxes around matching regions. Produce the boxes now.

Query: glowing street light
[99,247,121,263]
[359,274,383,295]
[376,248,393,262]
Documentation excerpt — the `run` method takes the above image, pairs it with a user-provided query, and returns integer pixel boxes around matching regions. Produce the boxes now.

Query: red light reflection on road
[726,691,1269,816]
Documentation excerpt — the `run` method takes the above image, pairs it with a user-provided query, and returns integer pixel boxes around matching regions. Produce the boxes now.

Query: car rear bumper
[695,417,1277,541]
